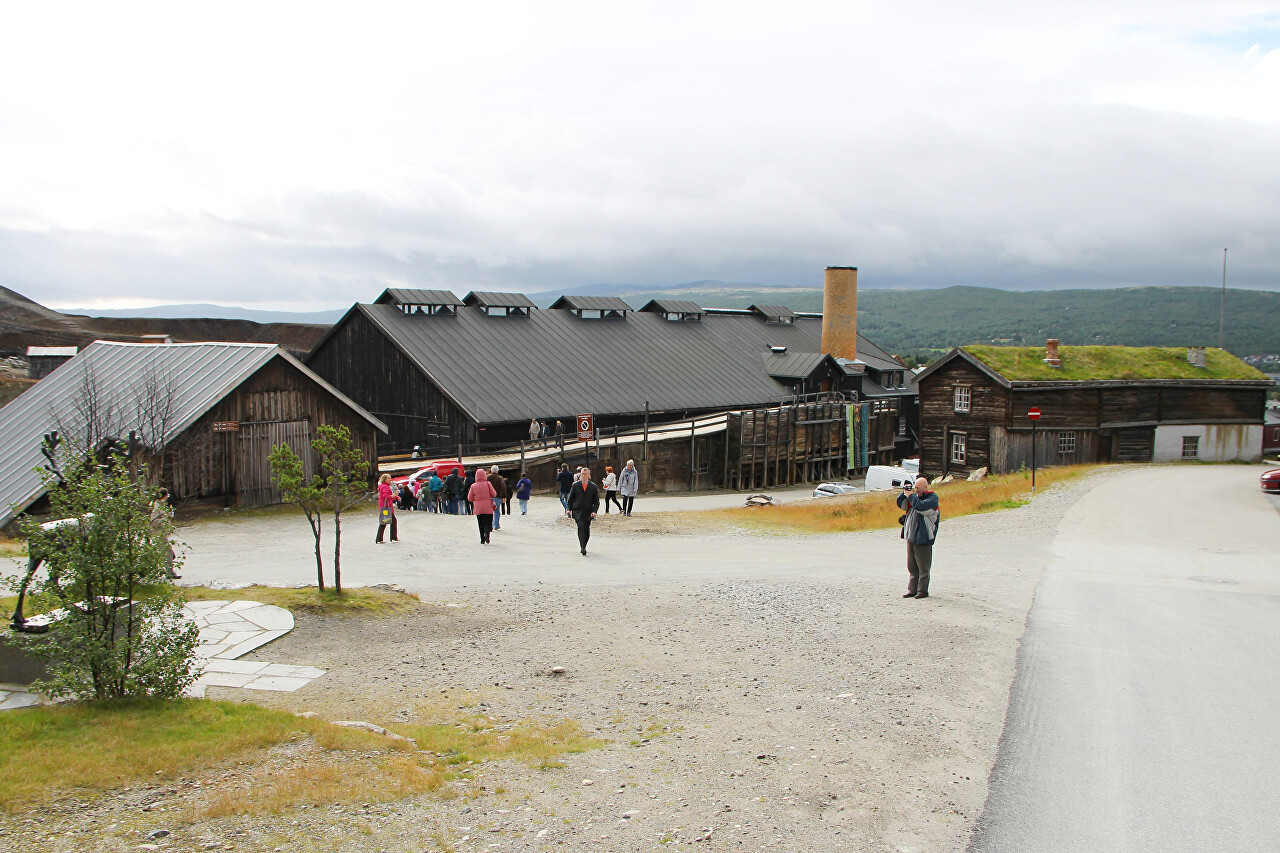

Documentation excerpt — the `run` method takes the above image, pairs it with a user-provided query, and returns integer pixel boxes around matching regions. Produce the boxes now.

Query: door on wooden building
[237,420,314,507]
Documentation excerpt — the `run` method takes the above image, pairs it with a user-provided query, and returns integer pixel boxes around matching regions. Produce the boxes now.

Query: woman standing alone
[375,473,399,543]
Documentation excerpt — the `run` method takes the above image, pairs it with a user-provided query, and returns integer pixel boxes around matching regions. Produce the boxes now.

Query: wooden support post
[519,440,525,473]
[722,415,730,489]
[458,443,464,471]
[736,413,744,491]
[689,417,697,491]
[594,428,600,470]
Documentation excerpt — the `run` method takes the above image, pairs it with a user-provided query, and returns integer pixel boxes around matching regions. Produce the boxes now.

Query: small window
[1058,431,1076,454]
[951,433,967,465]
[953,385,971,413]
[1181,435,1199,460]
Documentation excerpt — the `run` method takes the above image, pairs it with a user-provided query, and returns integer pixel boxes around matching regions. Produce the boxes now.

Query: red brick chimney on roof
[1044,338,1062,368]
[821,266,858,361]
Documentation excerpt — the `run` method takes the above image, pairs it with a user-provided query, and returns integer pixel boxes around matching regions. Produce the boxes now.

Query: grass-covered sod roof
[963,345,1267,382]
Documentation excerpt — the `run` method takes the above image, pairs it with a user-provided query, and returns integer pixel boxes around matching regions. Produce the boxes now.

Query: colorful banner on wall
[847,402,870,470]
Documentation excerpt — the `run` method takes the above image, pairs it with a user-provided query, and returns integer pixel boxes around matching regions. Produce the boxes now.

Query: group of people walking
[374,459,641,553]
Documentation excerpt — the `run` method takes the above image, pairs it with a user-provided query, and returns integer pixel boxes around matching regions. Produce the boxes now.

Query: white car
[812,482,863,498]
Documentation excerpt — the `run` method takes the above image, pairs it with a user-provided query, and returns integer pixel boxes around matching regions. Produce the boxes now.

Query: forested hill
[612,285,1280,356]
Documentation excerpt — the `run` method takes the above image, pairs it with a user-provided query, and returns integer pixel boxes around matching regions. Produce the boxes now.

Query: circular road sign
[1028,407,1042,420]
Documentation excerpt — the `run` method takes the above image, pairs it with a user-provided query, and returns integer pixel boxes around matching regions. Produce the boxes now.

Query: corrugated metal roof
[346,303,851,425]
[549,295,633,312]
[641,299,704,315]
[376,289,463,306]
[463,291,537,309]
[0,341,385,528]
[763,351,831,380]
[26,346,79,357]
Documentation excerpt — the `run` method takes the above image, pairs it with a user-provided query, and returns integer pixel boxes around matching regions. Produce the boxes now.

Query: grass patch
[964,345,1265,381]
[0,696,605,818]
[0,532,26,559]
[183,584,423,616]
[0,699,352,811]
[704,464,1100,533]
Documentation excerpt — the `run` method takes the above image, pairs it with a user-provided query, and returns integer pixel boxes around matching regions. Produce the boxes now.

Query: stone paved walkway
[0,600,323,709]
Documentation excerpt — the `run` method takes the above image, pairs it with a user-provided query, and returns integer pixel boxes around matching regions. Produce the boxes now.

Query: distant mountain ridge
[56,303,347,325]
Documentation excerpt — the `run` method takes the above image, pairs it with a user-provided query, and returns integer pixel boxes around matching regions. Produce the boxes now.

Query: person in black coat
[463,469,476,515]
[443,468,463,514]
[566,467,601,555]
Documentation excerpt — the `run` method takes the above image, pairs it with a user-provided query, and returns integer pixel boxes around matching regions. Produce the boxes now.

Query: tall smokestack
[822,266,858,360]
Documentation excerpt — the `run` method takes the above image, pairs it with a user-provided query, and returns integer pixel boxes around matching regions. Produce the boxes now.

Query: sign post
[1027,407,1041,492]
[576,414,594,442]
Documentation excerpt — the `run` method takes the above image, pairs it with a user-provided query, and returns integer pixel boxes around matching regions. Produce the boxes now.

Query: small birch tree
[312,424,370,594]
[268,443,327,592]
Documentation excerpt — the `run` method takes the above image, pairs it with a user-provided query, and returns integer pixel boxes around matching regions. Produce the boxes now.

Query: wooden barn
[305,267,918,468]
[0,341,386,528]
[914,341,1270,477]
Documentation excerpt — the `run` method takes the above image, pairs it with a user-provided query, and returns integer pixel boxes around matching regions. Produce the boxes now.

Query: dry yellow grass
[0,532,26,558]
[184,584,424,616]
[704,465,1101,533]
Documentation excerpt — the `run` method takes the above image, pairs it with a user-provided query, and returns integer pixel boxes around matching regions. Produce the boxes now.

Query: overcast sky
[2,2,1278,311]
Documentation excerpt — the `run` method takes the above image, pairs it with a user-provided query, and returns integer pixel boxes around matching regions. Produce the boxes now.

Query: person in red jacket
[468,468,498,544]
[375,473,399,543]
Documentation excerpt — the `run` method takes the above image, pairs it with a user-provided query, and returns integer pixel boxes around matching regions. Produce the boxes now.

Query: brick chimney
[1044,338,1062,368]
[1187,346,1206,368]
[821,266,858,361]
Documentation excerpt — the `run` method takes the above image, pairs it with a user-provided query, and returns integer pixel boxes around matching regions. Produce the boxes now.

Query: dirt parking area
[0,475,1108,852]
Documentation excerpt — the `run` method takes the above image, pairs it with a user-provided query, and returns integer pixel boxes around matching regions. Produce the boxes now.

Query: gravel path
[1,473,1112,852]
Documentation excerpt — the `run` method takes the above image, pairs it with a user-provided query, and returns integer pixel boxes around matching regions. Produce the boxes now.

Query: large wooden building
[306,267,919,466]
[914,341,1270,477]
[0,341,386,528]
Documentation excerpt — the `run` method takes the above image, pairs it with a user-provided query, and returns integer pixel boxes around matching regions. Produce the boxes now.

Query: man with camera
[896,477,940,599]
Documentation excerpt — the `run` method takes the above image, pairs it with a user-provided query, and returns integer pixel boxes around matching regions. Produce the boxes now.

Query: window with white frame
[950,432,967,465]
[1181,435,1199,460]
[953,385,971,413]
[1058,431,1076,454]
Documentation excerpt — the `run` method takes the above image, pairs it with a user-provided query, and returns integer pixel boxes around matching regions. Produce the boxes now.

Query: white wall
[1153,424,1263,463]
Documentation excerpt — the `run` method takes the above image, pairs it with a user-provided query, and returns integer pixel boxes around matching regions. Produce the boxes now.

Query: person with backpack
[515,471,533,515]
[427,471,445,513]
[443,467,462,514]
[488,465,507,530]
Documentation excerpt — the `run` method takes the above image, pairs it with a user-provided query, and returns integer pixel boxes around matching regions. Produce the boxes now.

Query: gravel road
[2,473,1109,852]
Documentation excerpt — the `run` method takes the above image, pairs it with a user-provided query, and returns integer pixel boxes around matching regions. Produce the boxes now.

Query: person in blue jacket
[515,471,533,515]
[555,463,574,510]
[896,477,940,599]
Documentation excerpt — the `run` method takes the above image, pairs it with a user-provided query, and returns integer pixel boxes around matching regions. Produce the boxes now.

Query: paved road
[970,464,1280,853]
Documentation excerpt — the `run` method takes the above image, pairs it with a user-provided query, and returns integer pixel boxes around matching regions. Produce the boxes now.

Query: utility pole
[1219,248,1227,349]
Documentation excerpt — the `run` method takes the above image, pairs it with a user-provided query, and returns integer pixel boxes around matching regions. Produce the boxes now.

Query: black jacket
[567,481,600,517]
[556,469,575,493]
[444,471,463,497]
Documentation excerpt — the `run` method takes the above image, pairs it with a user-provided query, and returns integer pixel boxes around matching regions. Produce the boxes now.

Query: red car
[1262,468,1280,493]
[391,459,465,490]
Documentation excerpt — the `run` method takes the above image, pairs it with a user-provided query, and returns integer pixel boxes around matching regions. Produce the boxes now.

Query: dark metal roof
[763,351,832,380]
[375,288,463,307]
[640,299,704,315]
[750,304,797,321]
[463,291,538,309]
[0,341,385,528]
[549,295,633,313]
[339,303,855,425]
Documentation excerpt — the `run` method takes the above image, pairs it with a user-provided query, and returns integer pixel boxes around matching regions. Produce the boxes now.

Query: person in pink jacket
[467,468,498,544]
[375,473,399,543]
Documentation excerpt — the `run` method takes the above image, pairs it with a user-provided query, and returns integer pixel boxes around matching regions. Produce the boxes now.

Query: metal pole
[643,401,650,461]
[1219,247,1228,349]
[1031,419,1037,493]
[689,417,697,491]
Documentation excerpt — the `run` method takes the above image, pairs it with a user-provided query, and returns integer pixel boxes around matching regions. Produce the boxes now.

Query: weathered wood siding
[307,310,474,452]
[166,356,381,506]
[919,361,1008,477]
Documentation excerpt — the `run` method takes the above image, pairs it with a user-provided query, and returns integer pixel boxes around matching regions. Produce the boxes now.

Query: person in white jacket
[601,466,623,513]
[618,459,639,516]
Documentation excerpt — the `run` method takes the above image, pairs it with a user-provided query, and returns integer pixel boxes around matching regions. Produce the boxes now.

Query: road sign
[211,421,240,432]
[576,413,594,441]
[1028,407,1042,420]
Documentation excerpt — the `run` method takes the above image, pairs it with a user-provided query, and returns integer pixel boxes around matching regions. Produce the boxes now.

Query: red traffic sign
[576,413,594,441]
[1027,407,1042,420]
